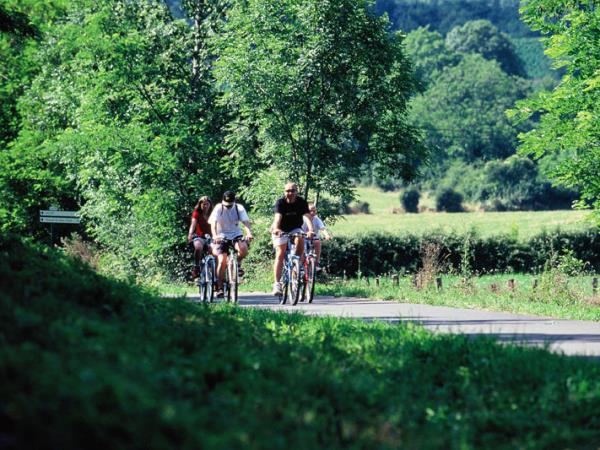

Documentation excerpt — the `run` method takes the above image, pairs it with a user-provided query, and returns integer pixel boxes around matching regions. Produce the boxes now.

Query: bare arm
[187,218,197,242]
[271,213,283,235]
[242,220,253,240]
[303,213,315,235]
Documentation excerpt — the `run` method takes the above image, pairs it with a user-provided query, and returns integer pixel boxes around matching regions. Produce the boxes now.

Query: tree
[0,0,223,278]
[510,0,599,225]
[445,19,526,77]
[213,0,423,204]
[404,26,459,88]
[411,54,530,164]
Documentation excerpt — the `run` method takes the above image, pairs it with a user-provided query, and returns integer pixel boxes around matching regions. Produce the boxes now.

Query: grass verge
[4,237,600,449]
[316,273,600,322]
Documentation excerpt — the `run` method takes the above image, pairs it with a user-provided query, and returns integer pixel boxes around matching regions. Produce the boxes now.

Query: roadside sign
[39,210,81,224]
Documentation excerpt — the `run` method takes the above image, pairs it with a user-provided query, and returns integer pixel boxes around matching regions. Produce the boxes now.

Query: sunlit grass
[328,186,592,239]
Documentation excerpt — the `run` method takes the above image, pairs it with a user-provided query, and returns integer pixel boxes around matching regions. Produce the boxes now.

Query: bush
[435,187,463,212]
[401,188,420,213]
[345,201,370,214]
[317,229,600,277]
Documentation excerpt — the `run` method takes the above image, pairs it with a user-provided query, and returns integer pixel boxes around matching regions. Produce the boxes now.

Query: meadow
[328,186,592,238]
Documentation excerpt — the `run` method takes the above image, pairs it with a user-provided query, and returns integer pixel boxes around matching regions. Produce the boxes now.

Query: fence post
[532,279,538,291]
[507,279,515,292]
[343,270,347,282]
[375,276,380,287]
[435,277,442,291]
[593,277,598,296]
[392,273,399,287]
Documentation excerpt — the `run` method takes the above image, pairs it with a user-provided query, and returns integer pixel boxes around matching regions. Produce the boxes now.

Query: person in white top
[208,191,254,297]
[301,203,332,268]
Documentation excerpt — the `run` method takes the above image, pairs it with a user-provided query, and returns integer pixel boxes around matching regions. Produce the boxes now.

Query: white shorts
[272,228,303,247]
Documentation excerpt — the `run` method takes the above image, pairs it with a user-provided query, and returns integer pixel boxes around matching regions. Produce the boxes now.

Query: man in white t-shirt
[301,203,332,269]
[208,191,254,297]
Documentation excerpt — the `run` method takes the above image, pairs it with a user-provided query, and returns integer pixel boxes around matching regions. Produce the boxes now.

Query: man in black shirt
[271,182,315,296]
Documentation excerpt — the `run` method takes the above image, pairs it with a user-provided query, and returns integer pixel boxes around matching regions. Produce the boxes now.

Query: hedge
[315,229,600,276]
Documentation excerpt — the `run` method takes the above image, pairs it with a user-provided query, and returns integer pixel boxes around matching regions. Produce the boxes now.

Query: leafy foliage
[411,53,530,163]
[510,0,600,225]
[445,19,526,77]
[213,0,424,202]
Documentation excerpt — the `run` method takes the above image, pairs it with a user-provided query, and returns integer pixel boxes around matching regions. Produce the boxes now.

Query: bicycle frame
[195,235,216,302]
[216,237,244,303]
[279,232,306,306]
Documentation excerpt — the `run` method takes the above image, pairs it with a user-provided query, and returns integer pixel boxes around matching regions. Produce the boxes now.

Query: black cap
[222,191,236,206]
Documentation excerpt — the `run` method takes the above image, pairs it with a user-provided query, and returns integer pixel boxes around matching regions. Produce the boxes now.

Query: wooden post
[507,279,515,292]
[375,276,380,287]
[392,273,399,287]
[593,277,598,296]
[343,270,347,282]
[412,274,418,287]
[532,279,538,291]
[435,277,442,291]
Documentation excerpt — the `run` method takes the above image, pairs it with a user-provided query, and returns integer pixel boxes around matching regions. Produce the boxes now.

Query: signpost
[40,210,81,224]
[40,207,80,244]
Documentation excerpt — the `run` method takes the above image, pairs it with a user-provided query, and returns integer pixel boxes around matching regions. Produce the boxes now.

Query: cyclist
[271,182,314,296]
[208,191,253,298]
[187,195,213,279]
[302,202,332,270]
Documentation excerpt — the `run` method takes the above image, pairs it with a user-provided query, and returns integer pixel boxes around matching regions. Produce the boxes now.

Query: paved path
[189,292,600,358]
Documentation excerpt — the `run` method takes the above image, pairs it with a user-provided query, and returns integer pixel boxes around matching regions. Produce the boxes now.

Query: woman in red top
[187,196,213,278]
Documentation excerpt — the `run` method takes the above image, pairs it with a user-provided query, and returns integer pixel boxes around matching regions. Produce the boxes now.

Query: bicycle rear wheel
[280,266,289,305]
[289,258,301,306]
[199,264,207,301]
[306,257,316,303]
[205,258,215,303]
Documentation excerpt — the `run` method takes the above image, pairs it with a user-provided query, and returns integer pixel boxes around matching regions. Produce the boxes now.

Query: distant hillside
[375,0,534,37]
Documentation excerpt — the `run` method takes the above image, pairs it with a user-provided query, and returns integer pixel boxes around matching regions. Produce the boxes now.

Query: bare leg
[274,243,287,282]
[314,240,322,266]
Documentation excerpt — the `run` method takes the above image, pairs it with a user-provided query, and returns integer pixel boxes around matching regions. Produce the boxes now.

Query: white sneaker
[272,282,282,296]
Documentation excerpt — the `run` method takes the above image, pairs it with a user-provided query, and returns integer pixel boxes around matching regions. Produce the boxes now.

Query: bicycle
[301,237,318,303]
[278,232,306,306]
[193,235,216,303]
[215,237,246,303]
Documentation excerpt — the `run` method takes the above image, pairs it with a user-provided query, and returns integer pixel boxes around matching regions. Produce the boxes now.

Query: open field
[328,186,593,238]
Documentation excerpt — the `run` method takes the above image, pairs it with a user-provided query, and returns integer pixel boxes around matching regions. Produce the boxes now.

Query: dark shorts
[211,235,244,255]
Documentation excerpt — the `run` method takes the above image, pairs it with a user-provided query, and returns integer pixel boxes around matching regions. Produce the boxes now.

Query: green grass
[329,186,592,239]
[316,273,600,322]
[4,236,600,449]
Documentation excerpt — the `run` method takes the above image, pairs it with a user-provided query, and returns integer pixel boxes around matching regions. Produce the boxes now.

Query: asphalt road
[188,292,600,358]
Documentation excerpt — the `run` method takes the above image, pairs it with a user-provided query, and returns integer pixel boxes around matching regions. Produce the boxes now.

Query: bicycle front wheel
[205,258,215,303]
[228,254,239,303]
[199,265,207,301]
[289,258,301,306]
[306,257,316,303]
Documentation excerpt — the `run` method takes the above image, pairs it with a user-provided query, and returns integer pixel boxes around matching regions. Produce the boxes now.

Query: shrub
[435,187,463,212]
[317,229,600,277]
[401,187,420,213]
[345,201,370,214]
